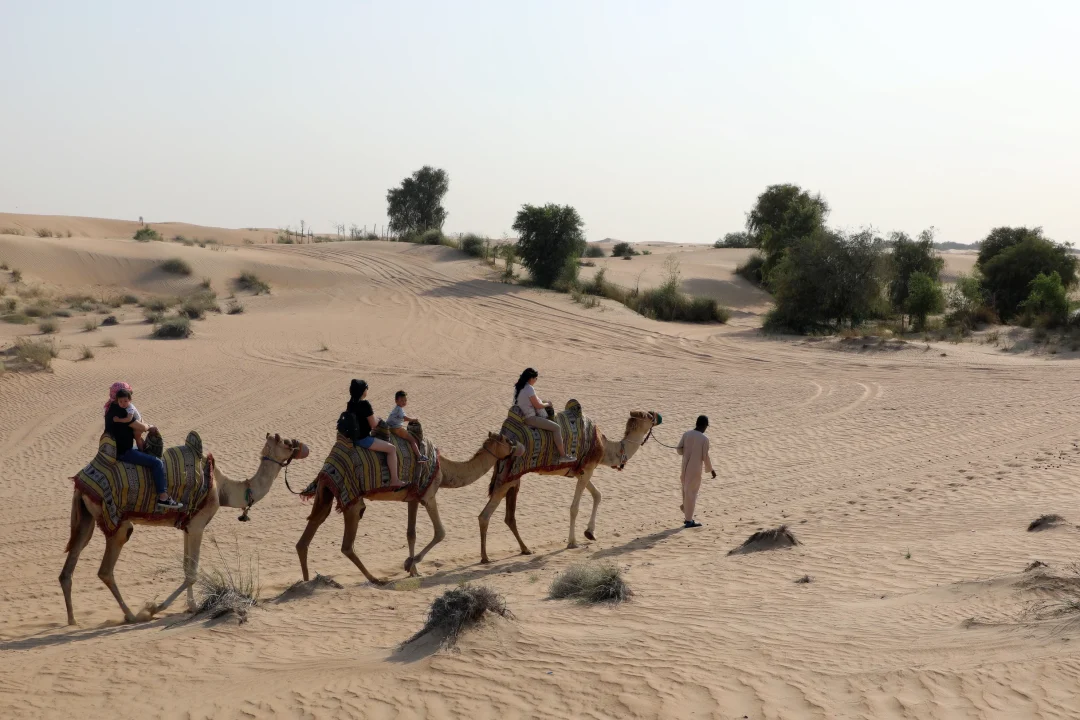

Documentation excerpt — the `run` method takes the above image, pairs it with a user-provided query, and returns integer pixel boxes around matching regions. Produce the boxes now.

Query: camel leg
[479,482,513,564]
[296,487,333,582]
[341,501,387,585]
[504,484,532,556]
[98,522,137,623]
[567,474,591,549]
[583,471,601,542]
[404,499,418,571]
[153,527,199,615]
[406,496,446,576]
[60,495,96,626]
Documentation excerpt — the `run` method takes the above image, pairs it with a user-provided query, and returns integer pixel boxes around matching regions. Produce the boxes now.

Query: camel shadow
[407,550,565,590]
[588,527,683,560]
[0,614,177,651]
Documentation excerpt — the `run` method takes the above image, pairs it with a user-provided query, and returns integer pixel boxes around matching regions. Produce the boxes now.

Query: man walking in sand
[676,415,716,528]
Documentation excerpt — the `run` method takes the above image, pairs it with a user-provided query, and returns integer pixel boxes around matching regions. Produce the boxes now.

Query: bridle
[614,421,657,470]
[237,445,301,522]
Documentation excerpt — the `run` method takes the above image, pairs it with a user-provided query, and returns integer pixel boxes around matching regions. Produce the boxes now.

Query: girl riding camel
[346,379,400,486]
[103,382,183,511]
[514,368,575,464]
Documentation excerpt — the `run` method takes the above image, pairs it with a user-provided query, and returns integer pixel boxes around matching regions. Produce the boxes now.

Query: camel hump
[185,431,204,458]
[564,399,583,417]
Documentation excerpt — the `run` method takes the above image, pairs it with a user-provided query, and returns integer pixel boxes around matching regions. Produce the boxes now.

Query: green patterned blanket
[492,400,601,490]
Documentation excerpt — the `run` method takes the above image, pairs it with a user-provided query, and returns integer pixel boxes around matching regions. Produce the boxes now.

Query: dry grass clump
[140,296,176,313]
[101,315,118,326]
[79,345,94,361]
[226,300,244,315]
[795,574,813,584]
[10,269,22,283]
[160,257,192,276]
[37,319,58,334]
[179,290,219,319]
[151,315,192,338]
[728,525,801,555]
[23,301,55,318]
[3,312,30,325]
[14,337,59,370]
[236,272,270,295]
[549,563,633,604]
[194,540,260,624]
[101,337,117,348]
[133,226,161,242]
[280,573,343,601]
[404,584,513,649]
[83,318,98,332]
[1028,514,1066,532]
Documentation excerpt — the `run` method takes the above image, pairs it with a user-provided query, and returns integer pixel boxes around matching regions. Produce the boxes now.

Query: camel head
[485,432,524,460]
[262,432,310,465]
[614,411,662,469]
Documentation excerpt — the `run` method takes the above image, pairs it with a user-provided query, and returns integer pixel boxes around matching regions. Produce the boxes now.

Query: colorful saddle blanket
[305,431,439,511]
[71,432,214,535]
[492,400,601,490]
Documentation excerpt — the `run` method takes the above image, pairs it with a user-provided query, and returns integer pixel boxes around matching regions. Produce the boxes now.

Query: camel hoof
[567,542,579,549]
[584,530,596,541]
[520,548,533,556]
[404,557,415,571]
[480,557,491,565]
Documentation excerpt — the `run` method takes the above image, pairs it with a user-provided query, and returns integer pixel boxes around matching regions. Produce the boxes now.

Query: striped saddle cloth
[71,431,214,535]
[493,400,600,489]
[306,426,439,511]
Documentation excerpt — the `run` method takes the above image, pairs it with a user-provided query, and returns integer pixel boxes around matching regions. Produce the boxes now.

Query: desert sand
[1,216,1079,719]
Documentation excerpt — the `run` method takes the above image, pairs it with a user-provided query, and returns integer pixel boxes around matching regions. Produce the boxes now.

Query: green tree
[888,229,944,313]
[512,204,586,288]
[1020,271,1070,327]
[746,184,829,278]
[978,234,1077,320]
[386,166,449,236]
[945,273,992,328]
[611,241,637,257]
[977,226,1043,267]
[904,272,945,330]
[714,231,753,248]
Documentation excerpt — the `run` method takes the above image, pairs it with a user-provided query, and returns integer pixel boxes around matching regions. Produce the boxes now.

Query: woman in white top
[513,368,575,463]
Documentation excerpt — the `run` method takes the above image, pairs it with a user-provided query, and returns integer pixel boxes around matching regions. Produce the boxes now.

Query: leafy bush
[549,563,633,604]
[611,241,638,257]
[977,228,1077,320]
[583,268,630,304]
[133,226,161,242]
[624,256,730,323]
[888,229,944,313]
[553,255,580,292]
[945,273,996,329]
[160,258,193,276]
[37,319,58,334]
[583,244,606,258]
[236,272,270,294]
[513,204,586,288]
[1020,271,1070,328]
[714,231,753,248]
[735,253,766,286]
[905,272,945,330]
[152,316,192,338]
[460,234,488,258]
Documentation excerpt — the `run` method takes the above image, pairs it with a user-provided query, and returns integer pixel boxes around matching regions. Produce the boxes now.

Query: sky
[2,1,1078,244]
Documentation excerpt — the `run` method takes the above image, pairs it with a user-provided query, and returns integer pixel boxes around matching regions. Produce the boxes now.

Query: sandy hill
[0,219,1077,719]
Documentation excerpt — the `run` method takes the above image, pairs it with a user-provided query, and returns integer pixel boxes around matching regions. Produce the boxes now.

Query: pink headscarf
[104,381,133,416]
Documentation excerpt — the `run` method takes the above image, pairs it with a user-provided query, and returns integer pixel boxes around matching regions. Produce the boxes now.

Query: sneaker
[417,454,430,463]
[156,497,185,512]
[684,520,702,528]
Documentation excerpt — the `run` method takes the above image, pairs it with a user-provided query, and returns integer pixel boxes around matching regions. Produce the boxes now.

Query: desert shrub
[101,315,118,326]
[101,337,117,348]
[0,283,5,297]
[549,563,633,604]
[977,229,1077,320]
[905,271,945,330]
[3,297,16,312]
[1019,271,1070,328]
[120,293,139,306]
[23,301,55,318]
[945,273,996,329]
[237,272,270,294]
[152,315,192,338]
[141,296,175,312]
[14,337,59,369]
[37,319,58,334]
[11,269,22,283]
[2,313,30,324]
[226,300,245,315]
[513,204,586,288]
[628,286,730,323]
[160,258,193,276]
[583,268,630,304]
[460,234,487,258]
[79,345,94,360]
[571,288,600,308]
[888,229,944,314]
[195,541,260,624]
[133,226,161,242]
[735,253,766,286]
[715,231,753,248]
[35,228,54,237]
[611,241,638,257]
[583,244,606,258]
[179,290,219,319]
[404,584,512,649]
[553,255,581,292]
[1,229,23,237]
[144,309,164,324]
[82,319,98,332]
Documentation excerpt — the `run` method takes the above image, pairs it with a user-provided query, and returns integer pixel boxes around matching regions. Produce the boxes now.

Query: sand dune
[1,220,1078,719]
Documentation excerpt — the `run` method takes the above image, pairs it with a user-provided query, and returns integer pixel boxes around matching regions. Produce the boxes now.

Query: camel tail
[64,492,89,553]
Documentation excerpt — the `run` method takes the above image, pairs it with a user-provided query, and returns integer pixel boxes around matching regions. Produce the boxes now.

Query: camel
[296,432,520,584]
[60,433,308,625]
[479,410,660,564]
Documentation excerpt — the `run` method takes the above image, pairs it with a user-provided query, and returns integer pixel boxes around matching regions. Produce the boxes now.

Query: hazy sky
[3,1,1077,244]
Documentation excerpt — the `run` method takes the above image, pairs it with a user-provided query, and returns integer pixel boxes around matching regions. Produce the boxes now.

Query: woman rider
[347,379,400,486]
[514,368,575,464]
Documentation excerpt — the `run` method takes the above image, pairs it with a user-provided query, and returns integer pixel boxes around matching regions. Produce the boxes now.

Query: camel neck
[216,457,283,508]
[439,448,500,489]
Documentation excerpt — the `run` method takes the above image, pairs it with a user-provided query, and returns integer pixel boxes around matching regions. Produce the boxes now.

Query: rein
[238,452,297,522]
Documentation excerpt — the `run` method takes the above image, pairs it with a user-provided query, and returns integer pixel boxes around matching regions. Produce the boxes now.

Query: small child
[107,389,182,510]
[125,400,147,449]
[387,390,428,463]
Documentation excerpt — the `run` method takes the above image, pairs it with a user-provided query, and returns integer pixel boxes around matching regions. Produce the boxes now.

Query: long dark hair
[513,368,538,403]
[350,379,368,401]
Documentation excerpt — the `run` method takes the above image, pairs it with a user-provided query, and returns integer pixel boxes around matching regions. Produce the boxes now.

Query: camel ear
[274,433,281,443]
[266,433,271,440]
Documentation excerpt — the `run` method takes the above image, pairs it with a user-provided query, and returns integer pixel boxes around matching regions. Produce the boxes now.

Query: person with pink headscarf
[104,382,182,511]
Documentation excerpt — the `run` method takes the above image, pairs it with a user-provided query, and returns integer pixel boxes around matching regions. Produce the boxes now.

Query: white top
[516,385,539,418]
[127,404,141,422]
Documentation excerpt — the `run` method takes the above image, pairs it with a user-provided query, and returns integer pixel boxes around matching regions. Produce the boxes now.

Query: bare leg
[60,495,96,626]
[340,501,387,585]
[479,481,513,564]
[296,487,333,581]
[404,499,418,571]
[583,477,602,541]
[406,496,446,576]
[504,484,532,555]
[369,439,400,485]
[568,475,590,548]
[98,523,137,623]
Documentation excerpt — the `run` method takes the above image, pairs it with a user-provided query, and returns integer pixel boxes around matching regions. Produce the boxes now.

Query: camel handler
[676,415,716,528]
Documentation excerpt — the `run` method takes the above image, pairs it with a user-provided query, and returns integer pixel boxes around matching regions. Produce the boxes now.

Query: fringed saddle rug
[72,431,214,535]
[303,431,439,512]
[492,400,602,490]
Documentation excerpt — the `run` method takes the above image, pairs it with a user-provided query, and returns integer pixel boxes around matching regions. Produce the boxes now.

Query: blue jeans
[121,448,167,495]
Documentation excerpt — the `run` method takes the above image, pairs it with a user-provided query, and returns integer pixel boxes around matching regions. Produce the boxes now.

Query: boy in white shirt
[388,390,428,462]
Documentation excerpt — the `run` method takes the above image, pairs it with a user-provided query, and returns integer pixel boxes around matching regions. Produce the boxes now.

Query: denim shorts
[355,436,376,449]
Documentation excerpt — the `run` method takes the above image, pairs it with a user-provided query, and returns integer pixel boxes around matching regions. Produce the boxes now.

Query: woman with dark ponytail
[513,368,574,463]
[345,379,399,485]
